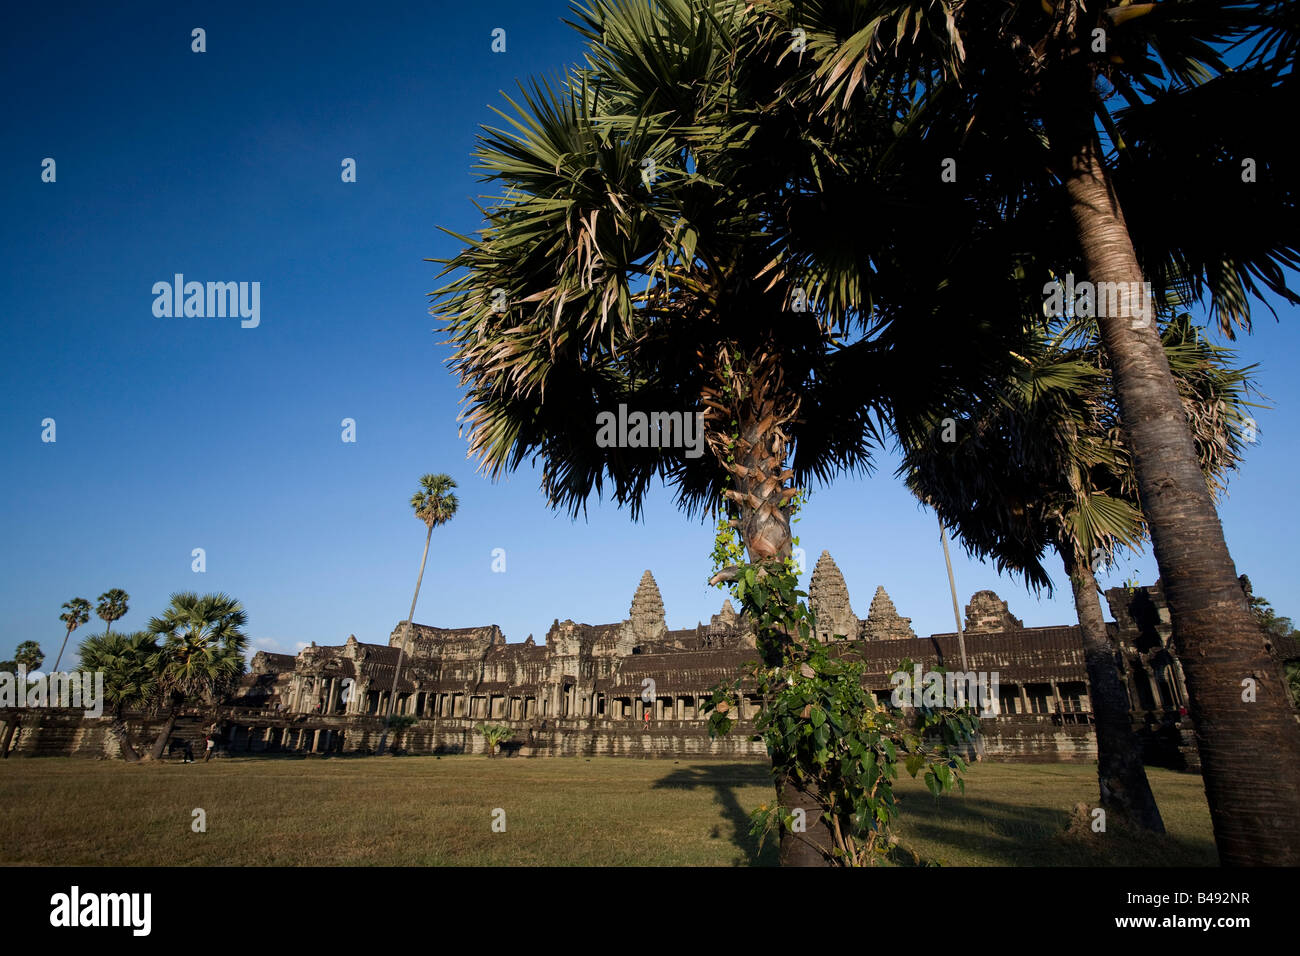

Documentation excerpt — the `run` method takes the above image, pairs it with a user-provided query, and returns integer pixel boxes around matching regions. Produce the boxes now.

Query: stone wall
[7,564,1222,768]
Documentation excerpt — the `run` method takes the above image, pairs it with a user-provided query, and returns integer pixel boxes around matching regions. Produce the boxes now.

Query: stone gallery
[9,552,1265,765]
[213,552,1211,765]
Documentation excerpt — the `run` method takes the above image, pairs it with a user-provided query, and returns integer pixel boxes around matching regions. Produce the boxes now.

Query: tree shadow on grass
[652,762,779,867]
[894,792,1216,866]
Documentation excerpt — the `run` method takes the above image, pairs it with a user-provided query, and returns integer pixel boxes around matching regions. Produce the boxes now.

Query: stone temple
[7,553,1294,764]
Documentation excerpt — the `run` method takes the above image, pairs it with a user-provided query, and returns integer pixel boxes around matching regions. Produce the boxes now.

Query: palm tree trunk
[53,625,73,672]
[1059,545,1165,833]
[707,347,834,867]
[377,524,433,755]
[1049,83,1300,864]
[940,520,984,757]
[110,714,142,763]
[939,522,969,670]
[0,717,18,758]
[148,708,177,761]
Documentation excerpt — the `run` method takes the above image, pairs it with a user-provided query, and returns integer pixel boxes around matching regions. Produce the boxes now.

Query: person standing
[203,735,216,762]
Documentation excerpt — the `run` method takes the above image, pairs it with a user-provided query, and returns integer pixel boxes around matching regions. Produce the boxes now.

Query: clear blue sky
[2,1,1297,667]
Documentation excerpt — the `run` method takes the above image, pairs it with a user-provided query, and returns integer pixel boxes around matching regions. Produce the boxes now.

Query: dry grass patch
[0,756,1214,866]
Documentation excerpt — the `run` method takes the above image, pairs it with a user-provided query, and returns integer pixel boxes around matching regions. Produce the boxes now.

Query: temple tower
[629,570,667,643]
[862,586,916,641]
[963,590,1024,634]
[809,551,857,642]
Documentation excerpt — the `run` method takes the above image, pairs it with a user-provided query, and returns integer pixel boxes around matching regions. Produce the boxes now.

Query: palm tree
[432,0,1020,864]
[903,311,1258,833]
[145,592,248,760]
[0,641,45,758]
[475,722,513,757]
[95,589,130,636]
[13,641,44,673]
[376,474,459,755]
[54,598,91,671]
[752,0,1300,865]
[78,630,159,762]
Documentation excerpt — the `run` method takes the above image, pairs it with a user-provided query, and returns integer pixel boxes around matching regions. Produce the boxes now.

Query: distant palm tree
[78,630,159,762]
[377,474,459,755]
[54,598,91,671]
[13,641,44,672]
[475,722,513,758]
[145,592,248,760]
[95,589,130,636]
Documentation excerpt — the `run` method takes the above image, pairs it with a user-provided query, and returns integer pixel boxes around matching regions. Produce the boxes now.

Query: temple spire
[863,586,916,641]
[809,551,857,642]
[629,570,667,641]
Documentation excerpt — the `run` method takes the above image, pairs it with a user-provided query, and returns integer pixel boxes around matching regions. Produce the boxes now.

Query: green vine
[704,552,978,866]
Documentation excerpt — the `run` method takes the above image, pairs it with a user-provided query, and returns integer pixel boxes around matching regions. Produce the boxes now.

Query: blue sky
[2,1,1297,666]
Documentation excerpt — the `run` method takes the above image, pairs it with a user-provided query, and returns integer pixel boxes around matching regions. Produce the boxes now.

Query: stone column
[1145,665,1162,709]
[1018,684,1030,715]
[1170,658,1189,708]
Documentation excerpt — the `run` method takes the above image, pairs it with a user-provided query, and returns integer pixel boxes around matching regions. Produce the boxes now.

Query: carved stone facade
[629,570,667,643]
[809,551,857,642]
[965,590,1024,634]
[196,561,1235,767]
[863,586,917,642]
[12,562,1286,767]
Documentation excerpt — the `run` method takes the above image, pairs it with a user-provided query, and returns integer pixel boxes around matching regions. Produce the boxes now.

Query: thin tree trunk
[940,520,983,757]
[377,524,433,755]
[1049,82,1300,864]
[1059,545,1165,833]
[939,521,969,671]
[53,625,74,672]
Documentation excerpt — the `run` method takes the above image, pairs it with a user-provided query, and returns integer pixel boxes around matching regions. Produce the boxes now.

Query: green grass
[0,756,1216,866]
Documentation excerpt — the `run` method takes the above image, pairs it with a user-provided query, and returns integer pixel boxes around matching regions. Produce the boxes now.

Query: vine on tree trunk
[705,506,979,866]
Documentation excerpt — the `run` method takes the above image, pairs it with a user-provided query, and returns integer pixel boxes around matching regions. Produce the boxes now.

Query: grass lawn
[0,756,1216,866]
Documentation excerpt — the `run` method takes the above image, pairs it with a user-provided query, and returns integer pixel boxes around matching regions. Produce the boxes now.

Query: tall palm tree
[903,312,1258,833]
[95,589,130,636]
[376,474,459,755]
[54,598,91,671]
[145,592,248,760]
[78,630,159,762]
[432,0,1024,864]
[753,0,1300,865]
